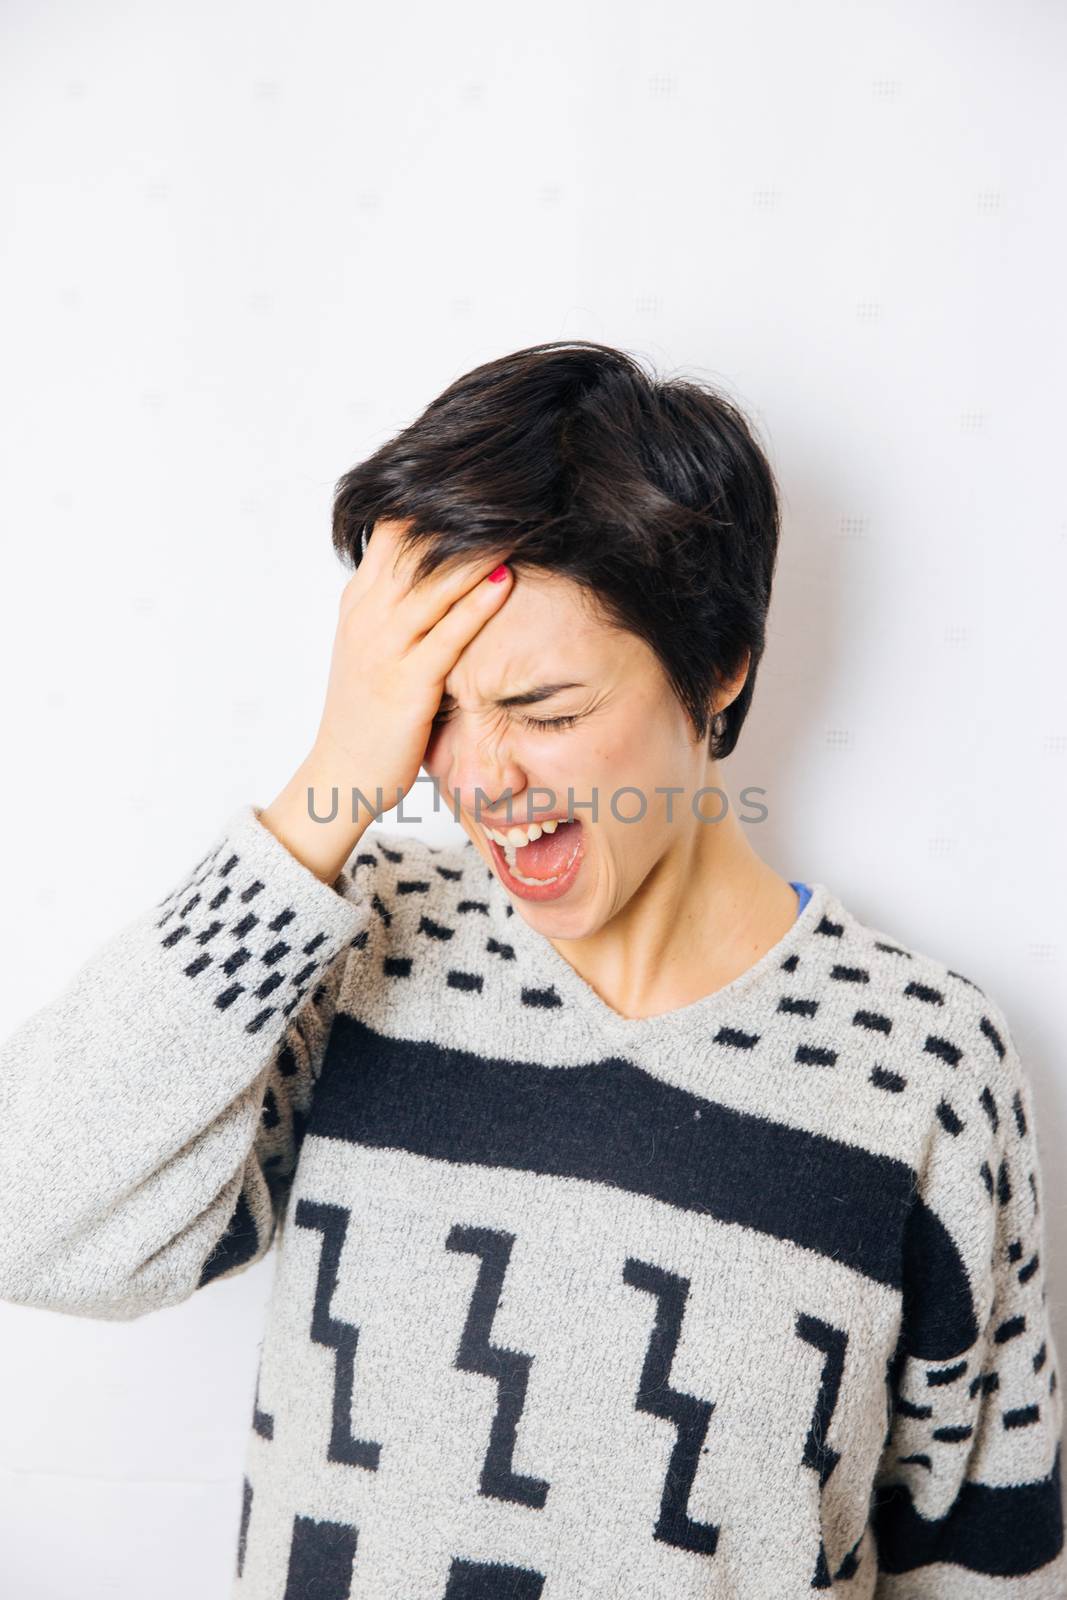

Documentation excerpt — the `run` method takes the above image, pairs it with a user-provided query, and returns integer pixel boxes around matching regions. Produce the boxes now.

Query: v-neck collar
[478,858,839,1053]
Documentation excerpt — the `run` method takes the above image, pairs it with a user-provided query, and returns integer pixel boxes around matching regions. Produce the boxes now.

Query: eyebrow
[438,680,587,711]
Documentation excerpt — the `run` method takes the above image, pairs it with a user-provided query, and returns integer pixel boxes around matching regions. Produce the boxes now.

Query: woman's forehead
[486,565,610,636]
[448,589,649,702]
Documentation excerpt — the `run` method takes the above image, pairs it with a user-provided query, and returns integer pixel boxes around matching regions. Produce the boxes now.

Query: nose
[437,724,530,825]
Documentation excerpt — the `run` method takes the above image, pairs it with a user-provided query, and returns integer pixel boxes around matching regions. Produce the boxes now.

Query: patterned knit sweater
[1,804,1064,1599]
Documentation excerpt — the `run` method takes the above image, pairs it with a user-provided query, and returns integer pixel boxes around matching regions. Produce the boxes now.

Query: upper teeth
[483,819,562,847]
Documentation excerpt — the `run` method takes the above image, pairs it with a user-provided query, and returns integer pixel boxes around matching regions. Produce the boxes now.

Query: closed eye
[430,708,581,732]
[519,712,581,731]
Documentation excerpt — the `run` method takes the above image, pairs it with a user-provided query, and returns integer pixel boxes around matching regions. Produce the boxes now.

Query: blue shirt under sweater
[791,880,813,917]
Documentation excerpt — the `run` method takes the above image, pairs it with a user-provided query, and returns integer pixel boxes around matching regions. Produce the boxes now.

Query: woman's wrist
[259,749,373,885]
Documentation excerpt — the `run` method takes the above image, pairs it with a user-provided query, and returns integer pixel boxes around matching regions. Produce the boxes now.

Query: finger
[408,561,513,673]
[339,518,423,619]
[389,543,514,632]
[357,516,408,583]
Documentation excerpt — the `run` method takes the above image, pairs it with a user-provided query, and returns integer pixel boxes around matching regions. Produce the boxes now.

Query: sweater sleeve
[870,996,1066,1596]
[0,804,374,1321]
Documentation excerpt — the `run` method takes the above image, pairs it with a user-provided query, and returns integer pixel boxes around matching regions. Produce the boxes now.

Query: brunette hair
[331,339,781,759]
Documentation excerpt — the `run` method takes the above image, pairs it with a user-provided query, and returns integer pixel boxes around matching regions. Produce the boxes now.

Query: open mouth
[480,816,585,898]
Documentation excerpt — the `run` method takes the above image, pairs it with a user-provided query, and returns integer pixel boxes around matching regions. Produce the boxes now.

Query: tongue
[512,820,578,879]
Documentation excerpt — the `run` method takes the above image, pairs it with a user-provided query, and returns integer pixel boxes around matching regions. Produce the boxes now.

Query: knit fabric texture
[1,805,1063,1598]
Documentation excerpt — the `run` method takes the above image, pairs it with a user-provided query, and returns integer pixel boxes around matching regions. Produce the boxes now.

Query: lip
[481,818,585,902]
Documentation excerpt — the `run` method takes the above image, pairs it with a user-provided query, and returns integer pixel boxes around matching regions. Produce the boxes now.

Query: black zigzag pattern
[623,1256,718,1556]
[293,1198,382,1472]
[795,1313,859,1589]
[446,1223,550,1509]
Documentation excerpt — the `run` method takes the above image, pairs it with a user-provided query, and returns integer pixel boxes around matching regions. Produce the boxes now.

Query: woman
[1,340,1062,1598]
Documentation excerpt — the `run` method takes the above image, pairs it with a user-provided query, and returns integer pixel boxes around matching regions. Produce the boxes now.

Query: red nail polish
[487,564,509,583]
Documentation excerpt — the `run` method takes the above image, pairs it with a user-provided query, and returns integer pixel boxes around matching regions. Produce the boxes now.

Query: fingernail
[487,564,509,583]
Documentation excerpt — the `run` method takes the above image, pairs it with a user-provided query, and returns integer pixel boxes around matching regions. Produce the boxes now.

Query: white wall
[1,1,1064,1594]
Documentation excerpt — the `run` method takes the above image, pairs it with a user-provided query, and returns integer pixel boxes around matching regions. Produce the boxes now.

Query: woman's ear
[715,648,752,714]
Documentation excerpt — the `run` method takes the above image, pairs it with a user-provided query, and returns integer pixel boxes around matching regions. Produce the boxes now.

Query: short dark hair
[331,339,781,760]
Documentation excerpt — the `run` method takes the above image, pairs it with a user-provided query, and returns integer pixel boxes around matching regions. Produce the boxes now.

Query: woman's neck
[547,788,798,1022]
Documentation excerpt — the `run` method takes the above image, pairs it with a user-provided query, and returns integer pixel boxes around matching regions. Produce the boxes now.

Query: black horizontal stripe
[310,1015,972,1355]
[873,1441,1064,1578]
